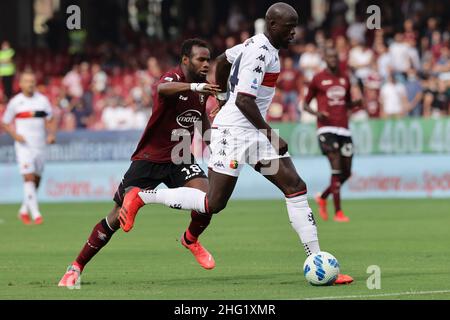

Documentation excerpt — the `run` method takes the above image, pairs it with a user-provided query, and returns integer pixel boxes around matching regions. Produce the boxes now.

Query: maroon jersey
[131,66,207,163]
[305,69,351,129]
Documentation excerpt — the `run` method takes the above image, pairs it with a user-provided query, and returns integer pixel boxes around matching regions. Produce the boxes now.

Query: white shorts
[208,126,290,177]
[15,144,46,176]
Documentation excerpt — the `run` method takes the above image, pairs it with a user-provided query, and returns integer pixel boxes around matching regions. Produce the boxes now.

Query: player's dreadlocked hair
[180,38,210,59]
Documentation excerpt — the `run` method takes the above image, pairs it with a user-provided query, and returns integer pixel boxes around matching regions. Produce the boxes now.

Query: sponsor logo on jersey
[321,80,333,86]
[340,78,346,85]
[256,54,265,62]
[326,85,346,105]
[260,45,269,51]
[218,149,227,156]
[176,109,202,128]
[171,128,190,137]
[253,66,263,74]
[179,95,188,101]
[229,160,239,169]
[214,161,225,168]
[244,38,255,47]
[164,77,173,82]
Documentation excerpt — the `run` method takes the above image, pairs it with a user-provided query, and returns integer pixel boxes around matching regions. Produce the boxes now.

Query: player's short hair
[181,38,209,59]
[20,69,35,79]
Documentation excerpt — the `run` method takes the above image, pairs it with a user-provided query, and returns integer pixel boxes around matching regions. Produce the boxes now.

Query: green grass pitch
[1,199,449,300]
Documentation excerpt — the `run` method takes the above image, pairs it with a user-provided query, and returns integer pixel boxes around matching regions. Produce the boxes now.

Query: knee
[340,171,351,183]
[284,177,307,197]
[206,196,227,214]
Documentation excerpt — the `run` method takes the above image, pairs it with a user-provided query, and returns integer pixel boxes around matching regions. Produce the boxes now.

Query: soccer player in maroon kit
[58,39,220,287]
[304,48,360,222]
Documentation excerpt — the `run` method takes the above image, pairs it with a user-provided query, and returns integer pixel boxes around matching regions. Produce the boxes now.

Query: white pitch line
[303,289,450,300]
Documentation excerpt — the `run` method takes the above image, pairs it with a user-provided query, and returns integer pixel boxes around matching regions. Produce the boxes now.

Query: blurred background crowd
[0,0,449,132]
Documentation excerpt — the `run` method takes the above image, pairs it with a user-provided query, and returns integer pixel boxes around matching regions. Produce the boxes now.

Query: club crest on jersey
[229,160,239,169]
[176,109,201,128]
[340,78,346,85]
[326,86,346,102]
[199,94,205,104]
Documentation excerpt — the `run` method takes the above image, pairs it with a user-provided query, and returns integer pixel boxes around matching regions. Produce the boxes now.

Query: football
[303,251,340,286]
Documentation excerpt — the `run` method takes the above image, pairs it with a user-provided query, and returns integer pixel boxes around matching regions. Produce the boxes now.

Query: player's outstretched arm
[235,93,288,155]
[157,82,220,97]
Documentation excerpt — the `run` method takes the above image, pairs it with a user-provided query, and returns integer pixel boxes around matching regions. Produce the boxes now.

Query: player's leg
[259,157,320,256]
[58,204,120,287]
[260,157,353,284]
[58,161,161,287]
[314,134,340,221]
[180,178,210,244]
[324,151,347,221]
[123,126,242,230]
[22,173,43,224]
[176,177,216,269]
[130,168,238,217]
[333,136,353,222]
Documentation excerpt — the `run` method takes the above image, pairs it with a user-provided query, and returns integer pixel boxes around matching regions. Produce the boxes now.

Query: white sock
[24,181,41,220]
[19,202,28,215]
[285,194,320,256]
[138,188,206,212]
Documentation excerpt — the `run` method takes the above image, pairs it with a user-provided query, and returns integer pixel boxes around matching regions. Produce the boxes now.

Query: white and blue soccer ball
[303,251,340,286]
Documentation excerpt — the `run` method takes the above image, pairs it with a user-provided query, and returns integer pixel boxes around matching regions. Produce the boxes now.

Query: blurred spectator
[0,41,16,99]
[423,77,449,118]
[380,73,409,118]
[346,15,366,45]
[375,42,392,81]
[389,33,413,80]
[349,39,374,91]
[62,64,83,98]
[267,89,289,122]
[91,63,108,93]
[405,68,423,116]
[69,97,92,129]
[277,57,303,121]
[299,43,323,83]
[101,96,135,130]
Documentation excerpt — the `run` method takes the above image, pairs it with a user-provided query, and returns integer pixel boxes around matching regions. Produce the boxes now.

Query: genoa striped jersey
[2,92,53,148]
[213,33,280,129]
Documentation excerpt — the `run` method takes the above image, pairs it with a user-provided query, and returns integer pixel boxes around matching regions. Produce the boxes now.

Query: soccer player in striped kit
[1,70,56,225]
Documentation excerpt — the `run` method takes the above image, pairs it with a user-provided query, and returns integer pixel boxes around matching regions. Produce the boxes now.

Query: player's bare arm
[235,93,288,155]
[1,122,25,143]
[45,117,57,144]
[201,110,211,146]
[157,82,220,97]
[214,53,232,105]
[303,103,330,120]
